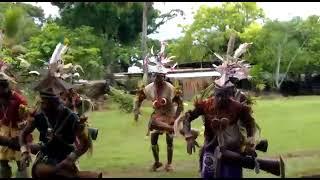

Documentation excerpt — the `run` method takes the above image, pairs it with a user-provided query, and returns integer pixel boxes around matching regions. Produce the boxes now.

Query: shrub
[109,86,134,113]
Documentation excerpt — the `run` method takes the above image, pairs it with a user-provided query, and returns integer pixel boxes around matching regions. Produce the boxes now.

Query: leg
[15,161,30,178]
[0,160,12,178]
[201,151,216,179]
[199,146,204,172]
[219,161,243,178]
[150,131,162,171]
[165,133,174,172]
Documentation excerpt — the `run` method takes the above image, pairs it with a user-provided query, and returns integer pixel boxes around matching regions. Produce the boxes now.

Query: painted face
[0,81,10,97]
[154,73,165,84]
[40,97,60,114]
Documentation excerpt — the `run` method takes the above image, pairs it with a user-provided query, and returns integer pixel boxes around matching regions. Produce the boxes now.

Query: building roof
[166,71,220,78]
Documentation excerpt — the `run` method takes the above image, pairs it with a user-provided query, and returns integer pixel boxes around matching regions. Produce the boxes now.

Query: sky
[25,2,320,41]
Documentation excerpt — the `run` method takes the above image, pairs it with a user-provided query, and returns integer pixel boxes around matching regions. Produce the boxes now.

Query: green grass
[71,96,320,177]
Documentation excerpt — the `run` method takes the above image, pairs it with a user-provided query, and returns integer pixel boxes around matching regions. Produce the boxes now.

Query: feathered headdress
[213,41,253,88]
[34,43,74,95]
[195,37,253,100]
[145,41,177,74]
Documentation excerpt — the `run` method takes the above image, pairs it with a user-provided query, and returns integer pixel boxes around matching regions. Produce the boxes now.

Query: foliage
[24,23,104,79]
[168,2,265,62]
[168,3,320,91]
[109,86,134,113]
[51,2,183,72]
[2,6,24,38]
[241,18,319,89]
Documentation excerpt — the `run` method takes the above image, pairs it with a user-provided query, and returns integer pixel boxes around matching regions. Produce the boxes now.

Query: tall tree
[168,2,265,62]
[51,2,183,73]
[141,2,152,83]
[240,18,318,89]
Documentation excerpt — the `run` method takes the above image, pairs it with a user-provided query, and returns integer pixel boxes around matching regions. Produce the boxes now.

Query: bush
[109,86,134,113]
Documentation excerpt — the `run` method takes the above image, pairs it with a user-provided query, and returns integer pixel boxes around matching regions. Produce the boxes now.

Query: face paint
[40,97,60,114]
[154,73,165,85]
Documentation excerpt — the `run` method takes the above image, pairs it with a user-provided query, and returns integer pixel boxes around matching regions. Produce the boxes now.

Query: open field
[43,96,320,177]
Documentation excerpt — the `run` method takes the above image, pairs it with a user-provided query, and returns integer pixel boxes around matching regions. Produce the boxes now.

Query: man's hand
[20,152,32,170]
[186,136,200,155]
[133,109,141,122]
[244,137,256,156]
[56,156,74,170]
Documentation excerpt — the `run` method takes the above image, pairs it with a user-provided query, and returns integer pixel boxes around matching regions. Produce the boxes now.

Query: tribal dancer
[0,69,31,178]
[19,87,100,178]
[178,41,285,178]
[18,43,101,178]
[133,42,199,172]
[134,64,183,172]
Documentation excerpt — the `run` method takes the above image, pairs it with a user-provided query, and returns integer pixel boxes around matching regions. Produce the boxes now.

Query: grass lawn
[74,96,320,178]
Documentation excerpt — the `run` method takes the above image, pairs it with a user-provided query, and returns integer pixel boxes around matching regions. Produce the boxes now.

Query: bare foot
[164,164,174,172]
[150,162,163,172]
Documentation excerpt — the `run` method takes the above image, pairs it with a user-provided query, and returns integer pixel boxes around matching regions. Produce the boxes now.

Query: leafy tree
[168,2,265,62]
[0,4,41,71]
[240,18,318,89]
[51,2,183,72]
[24,23,104,79]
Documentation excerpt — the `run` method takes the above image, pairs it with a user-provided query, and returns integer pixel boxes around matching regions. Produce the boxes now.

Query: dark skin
[0,81,11,105]
[134,73,184,124]
[181,91,255,155]
[19,97,90,172]
[0,81,25,173]
[133,73,184,170]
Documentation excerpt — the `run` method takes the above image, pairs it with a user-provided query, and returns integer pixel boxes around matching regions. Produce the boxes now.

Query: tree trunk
[142,2,150,84]
[275,43,282,89]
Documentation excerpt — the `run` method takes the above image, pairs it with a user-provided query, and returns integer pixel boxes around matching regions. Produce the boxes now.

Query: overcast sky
[25,2,320,40]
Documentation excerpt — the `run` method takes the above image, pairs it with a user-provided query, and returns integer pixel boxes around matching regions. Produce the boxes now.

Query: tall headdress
[213,36,253,89]
[145,41,177,74]
[34,43,73,95]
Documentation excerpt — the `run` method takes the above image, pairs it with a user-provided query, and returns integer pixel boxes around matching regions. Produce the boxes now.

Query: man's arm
[239,105,256,139]
[172,88,184,118]
[133,87,146,121]
[181,100,205,139]
[66,115,90,163]
[19,119,36,153]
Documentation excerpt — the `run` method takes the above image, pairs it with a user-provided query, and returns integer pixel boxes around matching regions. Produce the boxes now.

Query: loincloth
[0,125,21,161]
[146,113,176,135]
[151,113,175,125]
